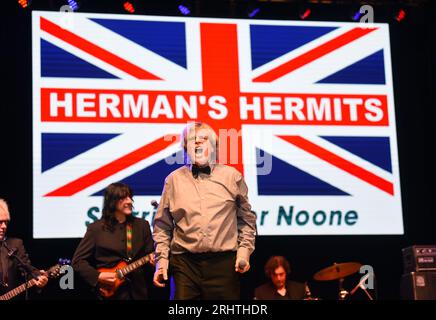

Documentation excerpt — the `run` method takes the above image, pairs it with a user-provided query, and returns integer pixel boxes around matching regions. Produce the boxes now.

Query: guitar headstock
[46,258,71,279]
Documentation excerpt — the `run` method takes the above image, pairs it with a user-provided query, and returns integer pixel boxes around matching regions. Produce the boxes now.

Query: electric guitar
[97,255,151,298]
[0,259,70,300]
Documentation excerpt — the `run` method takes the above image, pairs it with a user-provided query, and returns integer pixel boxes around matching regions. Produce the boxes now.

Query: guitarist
[0,199,48,298]
[72,183,154,300]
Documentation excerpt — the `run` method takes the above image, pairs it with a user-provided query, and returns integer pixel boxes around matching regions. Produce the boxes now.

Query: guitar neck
[0,279,36,301]
[118,255,149,278]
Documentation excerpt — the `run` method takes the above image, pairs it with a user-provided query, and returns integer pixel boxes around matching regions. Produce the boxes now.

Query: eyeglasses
[0,220,9,227]
[187,135,209,142]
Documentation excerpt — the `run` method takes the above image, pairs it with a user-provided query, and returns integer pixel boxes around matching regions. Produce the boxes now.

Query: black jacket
[0,238,39,298]
[254,280,306,300]
[72,217,154,300]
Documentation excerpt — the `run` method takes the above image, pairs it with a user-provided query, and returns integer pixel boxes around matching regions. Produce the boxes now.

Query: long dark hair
[264,256,291,279]
[101,182,133,230]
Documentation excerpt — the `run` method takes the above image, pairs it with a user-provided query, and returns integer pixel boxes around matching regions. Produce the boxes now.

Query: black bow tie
[192,165,211,178]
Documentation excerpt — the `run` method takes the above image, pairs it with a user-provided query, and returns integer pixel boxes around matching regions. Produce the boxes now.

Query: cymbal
[314,262,362,281]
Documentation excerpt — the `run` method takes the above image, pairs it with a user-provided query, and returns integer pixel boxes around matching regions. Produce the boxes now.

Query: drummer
[254,256,307,300]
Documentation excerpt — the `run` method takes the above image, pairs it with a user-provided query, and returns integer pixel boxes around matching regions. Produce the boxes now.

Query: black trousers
[170,251,240,300]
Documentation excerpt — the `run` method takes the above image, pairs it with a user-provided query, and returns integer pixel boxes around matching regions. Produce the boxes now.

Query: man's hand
[235,257,250,273]
[35,270,48,288]
[153,268,168,288]
[98,272,117,287]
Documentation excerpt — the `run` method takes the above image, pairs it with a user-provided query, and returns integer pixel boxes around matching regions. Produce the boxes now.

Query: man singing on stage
[153,122,257,299]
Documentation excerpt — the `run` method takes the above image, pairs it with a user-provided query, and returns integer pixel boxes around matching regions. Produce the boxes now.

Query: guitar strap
[0,240,9,287]
[126,223,133,260]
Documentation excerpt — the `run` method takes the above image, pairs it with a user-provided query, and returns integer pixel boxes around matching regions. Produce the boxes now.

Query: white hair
[181,122,218,164]
[0,198,10,221]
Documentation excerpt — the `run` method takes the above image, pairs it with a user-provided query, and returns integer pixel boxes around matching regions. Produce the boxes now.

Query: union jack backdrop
[32,11,403,238]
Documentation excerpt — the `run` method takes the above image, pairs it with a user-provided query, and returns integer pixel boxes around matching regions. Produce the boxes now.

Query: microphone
[150,200,158,209]
[237,259,247,270]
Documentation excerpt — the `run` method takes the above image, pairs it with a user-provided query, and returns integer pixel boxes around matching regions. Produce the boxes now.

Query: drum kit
[308,262,374,300]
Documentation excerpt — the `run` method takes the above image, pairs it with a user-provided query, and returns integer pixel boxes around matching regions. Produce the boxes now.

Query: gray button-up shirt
[153,164,257,270]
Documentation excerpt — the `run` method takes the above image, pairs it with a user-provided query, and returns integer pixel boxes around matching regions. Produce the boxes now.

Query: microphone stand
[350,273,374,300]
[2,241,38,300]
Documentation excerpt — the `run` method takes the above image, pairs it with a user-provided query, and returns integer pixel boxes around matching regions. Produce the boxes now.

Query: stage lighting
[299,8,311,20]
[177,0,192,15]
[246,1,261,18]
[298,3,312,20]
[18,0,30,8]
[394,9,406,22]
[67,0,79,11]
[245,0,261,18]
[351,4,374,23]
[248,7,260,18]
[178,4,191,15]
[349,3,362,22]
[123,1,135,13]
[351,10,362,22]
